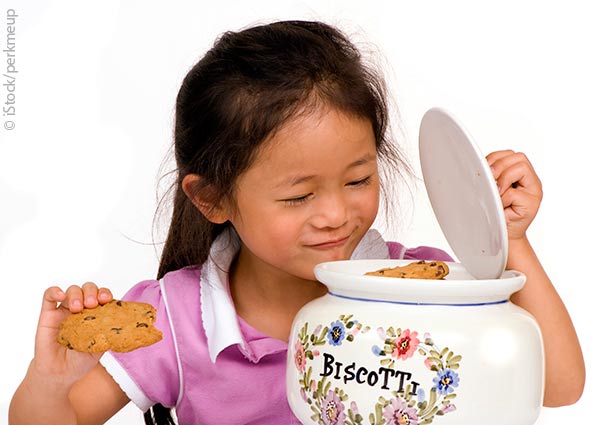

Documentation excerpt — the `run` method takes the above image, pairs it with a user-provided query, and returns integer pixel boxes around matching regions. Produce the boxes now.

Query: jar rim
[314,259,525,305]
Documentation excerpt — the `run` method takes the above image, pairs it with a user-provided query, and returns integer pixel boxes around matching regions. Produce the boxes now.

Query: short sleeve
[100,279,180,411]
[386,241,454,262]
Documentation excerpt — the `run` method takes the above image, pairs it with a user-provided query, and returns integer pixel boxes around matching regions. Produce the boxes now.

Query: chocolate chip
[111,327,123,334]
[136,322,149,328]
[84,315,96,321]
[116,301,123,306]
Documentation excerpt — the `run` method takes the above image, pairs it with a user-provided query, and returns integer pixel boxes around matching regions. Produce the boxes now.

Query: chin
[315,254,350,266]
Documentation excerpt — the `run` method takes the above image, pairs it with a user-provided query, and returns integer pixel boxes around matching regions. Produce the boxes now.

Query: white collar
[200,228,390,363]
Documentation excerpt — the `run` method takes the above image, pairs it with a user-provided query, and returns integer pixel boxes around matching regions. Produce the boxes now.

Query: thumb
[35,287,68,352]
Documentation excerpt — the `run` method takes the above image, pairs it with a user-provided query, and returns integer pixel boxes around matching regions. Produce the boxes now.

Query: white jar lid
[419,107,508,279]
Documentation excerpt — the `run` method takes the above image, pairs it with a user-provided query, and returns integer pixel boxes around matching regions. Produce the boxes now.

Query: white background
[0,1,597,423]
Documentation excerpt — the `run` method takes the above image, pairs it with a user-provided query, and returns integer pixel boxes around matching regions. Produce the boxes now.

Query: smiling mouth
[308,236,351,249]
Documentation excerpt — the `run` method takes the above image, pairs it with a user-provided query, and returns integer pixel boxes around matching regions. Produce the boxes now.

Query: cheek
[367,201,379,222]
[256,213,304,244]
[356,186,380,221]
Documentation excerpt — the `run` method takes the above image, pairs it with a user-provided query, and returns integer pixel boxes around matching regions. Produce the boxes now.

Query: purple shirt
[100,230,452,424]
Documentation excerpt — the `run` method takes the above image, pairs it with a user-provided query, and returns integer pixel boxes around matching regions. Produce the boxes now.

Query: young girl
[9,20,584,425]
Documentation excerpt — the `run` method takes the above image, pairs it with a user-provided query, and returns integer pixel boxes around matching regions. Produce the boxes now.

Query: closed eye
[346,176,372,187]
[279,176,372,206]
[280,193,313,206]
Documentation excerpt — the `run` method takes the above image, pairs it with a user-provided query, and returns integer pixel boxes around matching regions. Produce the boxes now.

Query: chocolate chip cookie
[365,260,449,280]
[57,300,163,353]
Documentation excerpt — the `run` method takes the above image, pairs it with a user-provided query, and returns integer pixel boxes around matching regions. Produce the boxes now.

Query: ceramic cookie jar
[286,108,545,425]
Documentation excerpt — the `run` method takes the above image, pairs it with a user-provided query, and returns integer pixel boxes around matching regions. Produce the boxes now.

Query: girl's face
[228,108,380,281]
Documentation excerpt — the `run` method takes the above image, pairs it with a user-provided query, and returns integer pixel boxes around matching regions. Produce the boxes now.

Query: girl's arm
[9,285,130,425]
[488,150,585,407]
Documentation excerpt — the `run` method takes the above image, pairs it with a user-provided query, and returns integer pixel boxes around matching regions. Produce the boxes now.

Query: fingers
[498,184,538,215]
[487,150,542,197]
[487,149,543,240]
[61,283,113,313]
[41,286,66,314]
[98,287,113,304]
[486,149,514,164]
[37,287,69,355]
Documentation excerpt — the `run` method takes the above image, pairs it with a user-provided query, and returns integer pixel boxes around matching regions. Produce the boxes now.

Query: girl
[9,20,584,425]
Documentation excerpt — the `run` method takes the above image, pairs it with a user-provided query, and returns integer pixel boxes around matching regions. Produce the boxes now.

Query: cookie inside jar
[364,260,449,280]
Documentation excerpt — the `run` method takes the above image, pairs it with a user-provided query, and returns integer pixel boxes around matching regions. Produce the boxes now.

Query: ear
[181,174,229,224]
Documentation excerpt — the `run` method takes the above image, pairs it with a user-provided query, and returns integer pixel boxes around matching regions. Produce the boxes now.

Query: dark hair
[147,20,410,424]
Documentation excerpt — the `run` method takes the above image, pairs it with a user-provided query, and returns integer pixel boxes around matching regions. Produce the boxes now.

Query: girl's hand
[32,283,113,386]
[487,150,543,240]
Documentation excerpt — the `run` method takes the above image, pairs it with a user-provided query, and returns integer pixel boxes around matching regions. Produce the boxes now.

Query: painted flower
[372,345,383,356]
[434,368,460,395]
[417,388,426,403]
[391,329,420,360]
[320,390,346,425]
[382,397,418,425]
[294,340,306,372]
[440,404,457,414]
[327,320,346,346]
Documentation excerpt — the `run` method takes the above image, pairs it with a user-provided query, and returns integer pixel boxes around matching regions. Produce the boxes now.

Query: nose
[310,192,349,229]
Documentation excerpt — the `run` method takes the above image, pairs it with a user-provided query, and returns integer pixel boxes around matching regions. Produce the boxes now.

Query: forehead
[258,108,375,164]
[239,108,377,187]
